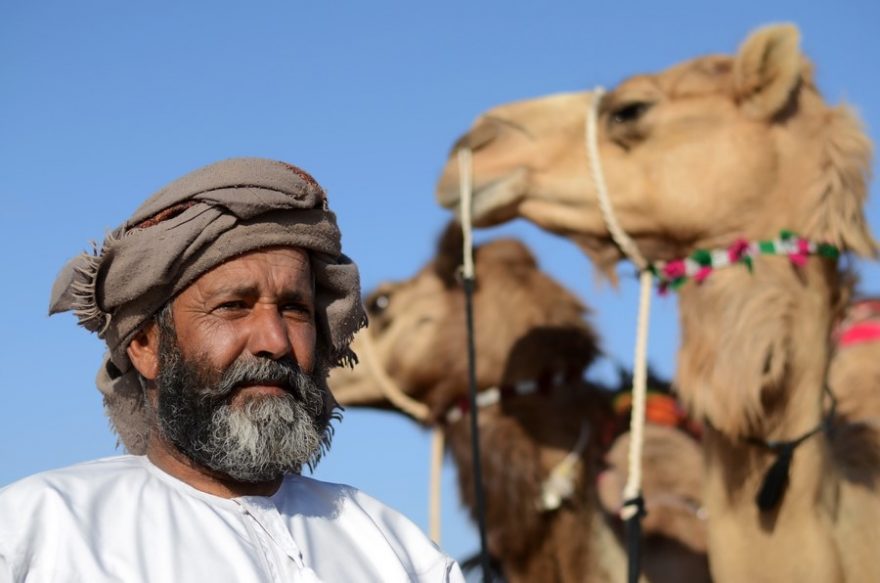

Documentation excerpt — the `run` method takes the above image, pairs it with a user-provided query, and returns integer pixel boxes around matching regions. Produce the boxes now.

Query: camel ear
[733,23,802,119]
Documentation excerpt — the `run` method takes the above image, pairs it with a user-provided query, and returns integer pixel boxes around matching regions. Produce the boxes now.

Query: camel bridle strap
[586,87,649,272]
[745,385,838,512]
[444,372,571,424]
[586,87,653,583]
[457,147,493,583]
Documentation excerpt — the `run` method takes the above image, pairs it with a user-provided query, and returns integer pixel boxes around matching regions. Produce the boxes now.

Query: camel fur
[435,23,880,582]
[330,227,710,582]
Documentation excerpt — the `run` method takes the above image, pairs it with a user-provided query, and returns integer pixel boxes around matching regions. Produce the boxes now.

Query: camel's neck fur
[677,258,841,439]
[675,247,849,581]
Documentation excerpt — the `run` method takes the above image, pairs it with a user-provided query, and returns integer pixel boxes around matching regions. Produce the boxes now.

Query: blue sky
[2,0,878,561]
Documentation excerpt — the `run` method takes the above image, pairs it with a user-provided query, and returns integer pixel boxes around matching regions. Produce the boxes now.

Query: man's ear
[127,322,161,381]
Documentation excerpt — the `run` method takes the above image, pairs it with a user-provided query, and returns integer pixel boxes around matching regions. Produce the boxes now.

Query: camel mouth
[327,367,382,407]
[436,167,528,226]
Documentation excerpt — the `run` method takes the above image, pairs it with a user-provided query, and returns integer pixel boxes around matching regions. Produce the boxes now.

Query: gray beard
[154,322,336,483]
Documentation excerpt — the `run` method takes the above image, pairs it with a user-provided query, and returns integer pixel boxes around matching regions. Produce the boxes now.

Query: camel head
[329,225,600,422]
[436,24,875,276]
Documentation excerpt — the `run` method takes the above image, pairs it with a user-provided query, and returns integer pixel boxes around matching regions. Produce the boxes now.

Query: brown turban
[49,158,367,453]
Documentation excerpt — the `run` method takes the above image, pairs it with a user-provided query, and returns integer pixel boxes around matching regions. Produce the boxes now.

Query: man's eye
[282,303,312,316]
[216,301,247,311]
[610,102,651,124]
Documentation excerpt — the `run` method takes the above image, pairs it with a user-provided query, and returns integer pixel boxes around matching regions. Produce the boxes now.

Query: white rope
[458,148,476,279]
[585,88,653,521]
[429,427,445,543]
[357,328,430,421]
[621,270,653,519]
[585,87,648,272]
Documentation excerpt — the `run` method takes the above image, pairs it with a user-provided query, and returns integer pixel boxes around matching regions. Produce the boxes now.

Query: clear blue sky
[2,0,878,561]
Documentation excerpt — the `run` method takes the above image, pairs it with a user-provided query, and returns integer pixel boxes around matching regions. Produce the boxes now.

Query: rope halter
[585,87,653,526]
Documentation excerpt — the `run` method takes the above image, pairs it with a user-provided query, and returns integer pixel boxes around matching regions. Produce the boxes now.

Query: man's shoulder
[1,455,142,493]
[0,456,144,519]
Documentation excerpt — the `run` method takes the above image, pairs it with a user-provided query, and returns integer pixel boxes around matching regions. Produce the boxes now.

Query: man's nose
[248,305,292,360]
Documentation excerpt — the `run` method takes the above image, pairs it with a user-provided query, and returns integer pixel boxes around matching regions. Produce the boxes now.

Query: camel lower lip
[438,168,527,223]
[471,169,528,222]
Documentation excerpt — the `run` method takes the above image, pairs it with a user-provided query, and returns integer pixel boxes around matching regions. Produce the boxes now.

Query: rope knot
[620,495,647,521]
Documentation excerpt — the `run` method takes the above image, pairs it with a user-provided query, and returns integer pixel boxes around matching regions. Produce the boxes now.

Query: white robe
[0,456,464,582]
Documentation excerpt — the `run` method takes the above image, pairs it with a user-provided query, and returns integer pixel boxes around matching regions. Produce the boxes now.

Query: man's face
[172,247,318,385]
[150,247,335,482]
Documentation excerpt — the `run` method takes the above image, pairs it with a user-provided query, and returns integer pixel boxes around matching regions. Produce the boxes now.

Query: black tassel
[755,443,795,512]
[748,385,837,513]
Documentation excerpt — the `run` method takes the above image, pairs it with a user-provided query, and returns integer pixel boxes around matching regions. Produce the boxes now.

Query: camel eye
[610,102,651,124]
[367,293,391,315]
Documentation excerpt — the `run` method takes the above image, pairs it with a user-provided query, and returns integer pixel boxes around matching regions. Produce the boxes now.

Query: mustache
[206,355,308,400]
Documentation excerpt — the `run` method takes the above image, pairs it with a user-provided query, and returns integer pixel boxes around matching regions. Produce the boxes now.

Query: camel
[330,226,710,582]
[435,23,880,582]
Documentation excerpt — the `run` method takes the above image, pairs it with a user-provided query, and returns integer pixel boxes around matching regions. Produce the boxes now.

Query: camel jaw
[435,167,528,226]
[327,364,385,407]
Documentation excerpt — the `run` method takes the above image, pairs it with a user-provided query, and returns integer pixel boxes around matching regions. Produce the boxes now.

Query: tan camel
[435,24,879,582]
[330,227,710,582]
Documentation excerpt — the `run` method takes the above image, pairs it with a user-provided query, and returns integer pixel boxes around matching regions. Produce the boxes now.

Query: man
[0,158,464,582]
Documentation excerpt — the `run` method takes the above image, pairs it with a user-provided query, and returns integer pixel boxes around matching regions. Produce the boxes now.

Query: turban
[49,157,367,453]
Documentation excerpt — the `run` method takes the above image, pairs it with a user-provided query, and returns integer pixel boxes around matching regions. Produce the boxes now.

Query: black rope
[623,495,647,583]
[746,385,838,512]
[462,276,492,582]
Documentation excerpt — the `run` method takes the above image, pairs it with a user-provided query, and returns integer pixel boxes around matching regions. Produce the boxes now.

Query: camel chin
[436,166,528,226]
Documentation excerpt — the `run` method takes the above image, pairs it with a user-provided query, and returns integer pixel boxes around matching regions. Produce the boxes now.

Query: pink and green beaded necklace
[649,230,840,294]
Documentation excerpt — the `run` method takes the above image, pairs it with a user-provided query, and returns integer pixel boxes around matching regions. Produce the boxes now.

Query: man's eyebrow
[278,289,314,305]
[204,284,314,303]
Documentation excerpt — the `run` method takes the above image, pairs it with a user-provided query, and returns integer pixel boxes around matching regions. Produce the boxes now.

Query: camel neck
[675,255,840,441]
[674,255,846,579]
